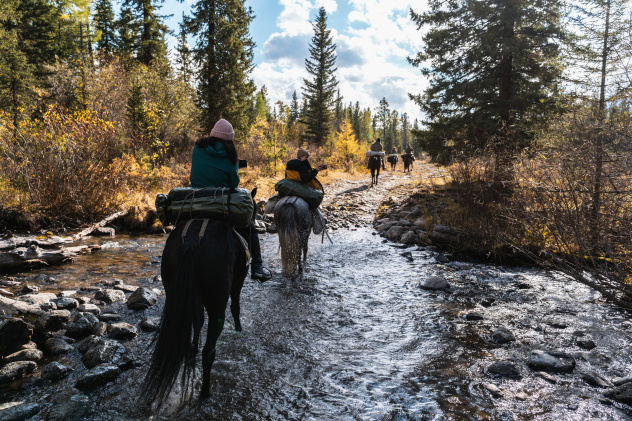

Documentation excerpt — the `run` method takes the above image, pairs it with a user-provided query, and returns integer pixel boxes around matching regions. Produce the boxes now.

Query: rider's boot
[249,224,272,282]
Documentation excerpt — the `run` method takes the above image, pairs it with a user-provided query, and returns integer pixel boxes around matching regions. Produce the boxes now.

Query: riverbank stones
[577,339,596,350]
[82,339,125,368]
[139,317,159,332]
[0,361,37,384]
[107,322,138,340]
[77,303,101,315]
[41,362,70,380]
[127,287,157,310]
[54,297,78,310]
[3,349,43,364]
[66,312,99,339]
[0,402,41,421]
[582,371,612,388]
[492,327,516,344]
[44,338,73,355]
[465,312,484,321]
[0,318,32,355]
[75,364,121,389]
[487,361,521,379]
[420,276,450,291]
[94,289,125,304]
[527,350,576,373]
[45,310,71,331]
[46,394,90,421]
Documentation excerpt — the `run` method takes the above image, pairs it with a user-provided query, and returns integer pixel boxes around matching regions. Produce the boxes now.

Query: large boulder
[65,312,99,339]
[0,361,37,384]
[3,348,43,364]
[0,402,41,421]
[94,289,126,304]
[126,287,157,310]
[82,339,125,369]
[17,293,57,307]
[75,364,121,389]
[527,350,575,373]
[385,226,406,242]
[0,318,32,356]
[400,231,417,245]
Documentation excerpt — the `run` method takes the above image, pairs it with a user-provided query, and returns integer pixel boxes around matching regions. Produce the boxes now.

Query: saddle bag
[365,151,385,158]
[155,187,254,227]
[274,179,324,209]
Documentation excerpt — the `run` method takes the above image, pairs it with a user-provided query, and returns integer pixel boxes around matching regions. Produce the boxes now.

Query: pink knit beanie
[210,119,235,141]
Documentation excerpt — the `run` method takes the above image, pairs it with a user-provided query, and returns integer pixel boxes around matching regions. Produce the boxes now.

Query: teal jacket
[190,141,239,189]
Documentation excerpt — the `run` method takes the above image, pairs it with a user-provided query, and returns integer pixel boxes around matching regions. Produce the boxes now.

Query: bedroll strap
[180,218,210,243]
[232,227,252,266]
[181,219,195,241]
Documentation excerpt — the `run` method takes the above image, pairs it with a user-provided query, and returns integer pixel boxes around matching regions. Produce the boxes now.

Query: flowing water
[2,228,632,420]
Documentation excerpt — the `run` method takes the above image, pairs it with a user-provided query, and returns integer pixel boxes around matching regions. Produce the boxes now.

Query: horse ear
[251,187,257,199]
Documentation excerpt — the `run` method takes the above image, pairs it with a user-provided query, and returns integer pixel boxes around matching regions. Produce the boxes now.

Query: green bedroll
[156,187,254,227]
[274,178,324,209]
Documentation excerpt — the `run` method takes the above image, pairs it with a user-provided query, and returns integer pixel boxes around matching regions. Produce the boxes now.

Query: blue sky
[159,0,428,122]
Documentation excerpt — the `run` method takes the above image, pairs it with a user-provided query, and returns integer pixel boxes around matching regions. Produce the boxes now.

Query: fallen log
[0,244,101,274]
[73,209,129,239]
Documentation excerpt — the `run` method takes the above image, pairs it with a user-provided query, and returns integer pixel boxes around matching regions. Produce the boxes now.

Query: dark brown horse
[402,154,414,173]
[368,156,381,185]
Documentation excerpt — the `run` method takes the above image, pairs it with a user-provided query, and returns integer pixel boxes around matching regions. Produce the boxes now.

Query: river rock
[577,339,596,350]
[108,322,138,340]
[139,317,159,332]
[487,361,521,379]
[377,220,398,232]
[77,303,101,315]
[44,338,73,355]
[485,383,502,397]
[465,312,484,321]
[612,375,632,386]
[3,348,43,364]
[605,382,632,406]
[45,310,72,331]
[65,312,99,339]
[46,394,90,421]
[0,318,32,356]
[386,226,406,242]
[582,371,612,388]
[18,292,57,306]
[127,287,157,310]
[397,220,412,227]
[98,312,121,322]
[0,361,37,384]
[527,350,576,373]
[94,289,125,304]
[54,297,78,310]
[535,371,557,384]
[75,364,121,389]
[82,339,125,368]
[77,335,102,353]
[400,231,417,244]
[20,285,39,294]
[0,402,41,421]
[41,361,70,380]
[492,327,516,344]
[420,276,450,291]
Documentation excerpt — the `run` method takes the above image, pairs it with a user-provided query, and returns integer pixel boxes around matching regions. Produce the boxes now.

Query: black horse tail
[276,203,300,278]
[139,236,205,408]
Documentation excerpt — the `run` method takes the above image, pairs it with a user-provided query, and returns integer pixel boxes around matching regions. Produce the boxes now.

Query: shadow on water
[2,229,632,420]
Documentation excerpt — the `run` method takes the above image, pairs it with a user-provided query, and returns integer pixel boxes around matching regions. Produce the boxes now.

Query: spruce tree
[409,0,564,162]
[121,0,169,65]
[116,6,139,62]
[175,13,193,85]
[94,0,116,57]
[302,7,338,145]
[376,97,389,142]
[187,0,256,135]
[289,90,299,127]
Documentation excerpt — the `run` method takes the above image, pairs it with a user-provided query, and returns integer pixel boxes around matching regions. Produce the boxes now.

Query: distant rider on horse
[285,147,326,234]
[190,118,272,281]
[371,138,386,170]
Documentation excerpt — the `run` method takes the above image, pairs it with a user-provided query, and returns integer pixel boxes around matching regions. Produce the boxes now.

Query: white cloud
[277,0,313,36]
[316,0,338,13]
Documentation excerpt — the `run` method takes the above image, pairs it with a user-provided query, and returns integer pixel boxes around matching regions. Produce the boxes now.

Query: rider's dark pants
[235,222,263,265]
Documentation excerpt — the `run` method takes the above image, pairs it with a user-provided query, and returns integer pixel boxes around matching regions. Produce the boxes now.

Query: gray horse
[274,196,313,279]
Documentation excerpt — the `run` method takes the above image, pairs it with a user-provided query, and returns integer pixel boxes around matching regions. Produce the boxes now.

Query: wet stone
[577,339,596,350]
[18,292,56,306]
[139,317,159,332]
[20,285,39,294]
[515,392,528,401]
[3,348,43,364]
[45,310,72,331]
[481,298,495,307]
[108,322,138,340]
[612,375,632,386]
[434,254,450,264]
[92,321,107,336]
[487,361,521,379]
[0,402,41,421]
[82,339,125,369]
[54,297,78,310]
[94,289,126,304]
[582,371,612,388]
[77,304,100,315]
[527,350,576,373]
[485,383,502,397]
[77,335,102,353]
[41,361,70,380]
[46,394,90,421]
[99,313,121,322]
[126,287,157,310]
[385,226,406,242]
[65,312,99,339]
[400,251,413,261]
[75,364,121,389]
[492,327,516,344]
[605,382,632,406]
[0,318,32,356]
[420,276,450,291]
[0,361,37,384]
[465,312,484,321]
[44,338,73,355]
[400,231,417,244]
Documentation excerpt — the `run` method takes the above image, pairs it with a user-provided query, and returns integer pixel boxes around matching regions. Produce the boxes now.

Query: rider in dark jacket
[190,119,272,281]
[285,148,325,234]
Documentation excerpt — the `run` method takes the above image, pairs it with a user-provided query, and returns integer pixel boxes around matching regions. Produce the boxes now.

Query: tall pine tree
[94,0,116,57]
[289,90,299,127]
[116,6,139,61]
[175,12,193,85]
[409,0,564,163]
[302,7,338,145]
[186,0,256,134]
[121,0,169,65]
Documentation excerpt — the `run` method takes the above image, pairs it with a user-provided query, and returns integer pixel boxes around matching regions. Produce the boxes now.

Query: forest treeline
[2,0,632,306]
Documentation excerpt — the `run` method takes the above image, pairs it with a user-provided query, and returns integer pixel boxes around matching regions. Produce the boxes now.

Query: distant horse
[402,154,414,173]
[274,196,312,279]
[139,190,256,406]
[387,155,398,171]
[368,156,381,186]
